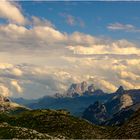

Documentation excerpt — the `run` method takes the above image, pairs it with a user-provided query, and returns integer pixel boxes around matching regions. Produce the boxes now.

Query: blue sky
[18,1,140,42]
[0,1,140,98]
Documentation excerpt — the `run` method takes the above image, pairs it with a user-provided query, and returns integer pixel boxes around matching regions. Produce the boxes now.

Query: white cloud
[11,80,23,93]
[98,79,117,92]
[119,71,140,81]
[12,68,23,76]
[0,0,26,24]
[107,22,140,32]
[67,40,140,55]
[120,80,135,89]
[30,16,55,28]
[0,63,13,69]
[0,84,10,97]
[0,7,139,98]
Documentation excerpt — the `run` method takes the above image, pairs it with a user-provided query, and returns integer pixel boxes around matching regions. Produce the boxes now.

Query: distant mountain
[105,87,138,115]
[66,81,88,97]
[11,97,38,106]
[12,84,140,125]
[55,81,105,98]
[28,94,113,116]
[82,86,140,125]
[82,101,110,125]
[115,86,125,94]
[103,103,140,126]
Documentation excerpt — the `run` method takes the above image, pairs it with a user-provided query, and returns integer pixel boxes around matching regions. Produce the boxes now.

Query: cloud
[0,5,140,98]
[11,80,23,93]
[120,79,135,89]
[66,15,76,26]
[0,60,140,98]
[0,63,13,69]
[0,0,26,24]
[107,22,140,32]
[30,16,55,28]
[0,84,10,96]
[67,40,140,55]
[119,71,140,81]
[11,68,23,76]
[98,79,117,92]
[60,13,85,27]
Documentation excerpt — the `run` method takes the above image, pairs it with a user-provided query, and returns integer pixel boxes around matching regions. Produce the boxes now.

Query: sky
[0,1,140,99]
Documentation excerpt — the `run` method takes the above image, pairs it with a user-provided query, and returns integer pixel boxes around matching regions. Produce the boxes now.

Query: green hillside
[0,108,139,139]
[0,109,112,139]
[111,108,140,139]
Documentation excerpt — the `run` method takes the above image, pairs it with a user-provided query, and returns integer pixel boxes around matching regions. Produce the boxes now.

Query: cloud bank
[0,1,140,98]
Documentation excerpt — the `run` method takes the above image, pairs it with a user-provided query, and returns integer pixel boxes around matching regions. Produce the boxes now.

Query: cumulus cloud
[67,40,140,55]
[98,79,117,92]
[0,0,26,24]
[120,80,135,89]
[0,84,10,96]
[0,3,139,98]
[0,63,13,69]
[30,16,55,28]
[119,71,140,81]
[0,60,140,98]
[11,80,23,93]
[11,68,23,76]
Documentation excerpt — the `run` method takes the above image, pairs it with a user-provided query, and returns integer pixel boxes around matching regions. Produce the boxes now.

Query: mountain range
[13,83,139,121]
[0,81,140,139]
[82,85,140,125]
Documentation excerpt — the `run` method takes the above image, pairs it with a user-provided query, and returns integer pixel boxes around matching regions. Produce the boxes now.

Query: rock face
[66,81,104,97]
[105,92,134,115]
[82,101,110,125]
[0,95,10,102]
[66,81,88,97]
[103,103,140,126]
[87,84,95,93]
[82,86,140,126]
[120,94,133,109]
[115,86,125,94]
[0,94,29,113]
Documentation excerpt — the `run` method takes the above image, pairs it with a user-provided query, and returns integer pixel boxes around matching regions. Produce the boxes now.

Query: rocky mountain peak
[82,101,109,125]
[88,84,95,93]
[66,81,88,97]
[120,94,133,109]
[81,81,88,92]
[0,94,10,102]
[115,86,125,94]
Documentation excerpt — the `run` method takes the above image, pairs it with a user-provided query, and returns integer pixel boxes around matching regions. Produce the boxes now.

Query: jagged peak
[115,86,125,94]
[0,94,10,102]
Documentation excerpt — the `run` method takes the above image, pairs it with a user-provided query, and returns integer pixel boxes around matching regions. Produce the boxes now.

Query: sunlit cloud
[0,0,26,24]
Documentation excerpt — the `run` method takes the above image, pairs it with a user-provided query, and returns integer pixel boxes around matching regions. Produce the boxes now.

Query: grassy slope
[0,109,112,139]
[111,108,140,139]
[0,108,139,139]
[0,122,55,139]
